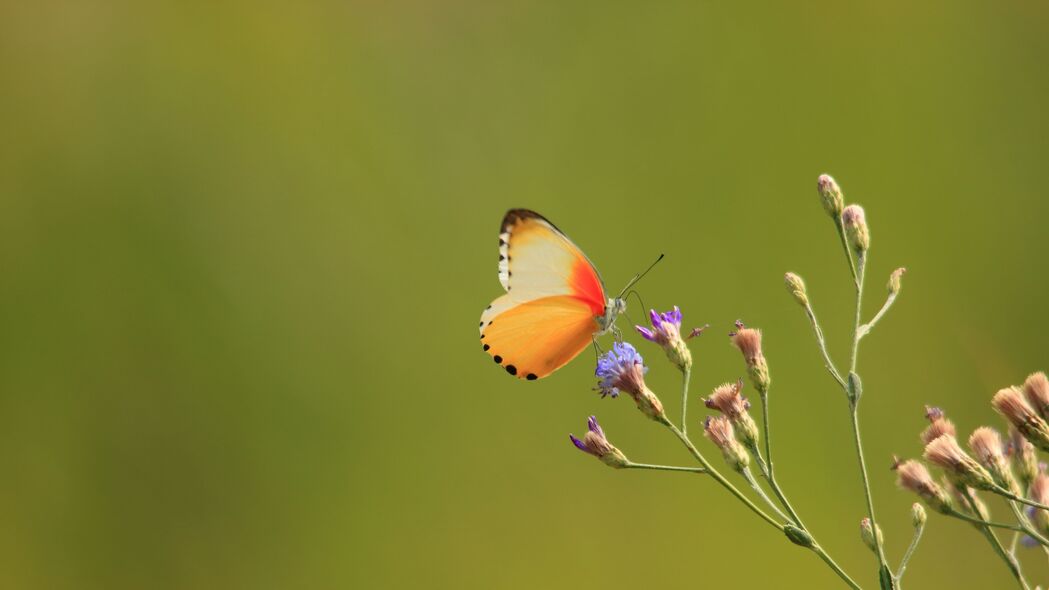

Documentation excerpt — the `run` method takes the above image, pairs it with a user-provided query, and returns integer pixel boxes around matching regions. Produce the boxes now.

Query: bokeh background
[2,1,1048,588]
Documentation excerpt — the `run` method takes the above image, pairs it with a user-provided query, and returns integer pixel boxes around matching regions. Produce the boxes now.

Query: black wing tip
[501,209,559,234]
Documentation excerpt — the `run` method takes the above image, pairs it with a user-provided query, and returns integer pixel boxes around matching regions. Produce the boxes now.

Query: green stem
[741,466,791,523]
[803,303,848,388]
[858,291,898,340]
[1006,500,1049,548]
[946,509,1027,532]
[963,489,1030,590]
[836,217,860,288]
[681,367,691,437]
[812,545,864,590]
[993,486,1049,512]
[623,462,706,474]
[661,419,783,531]
[895,523,924,583]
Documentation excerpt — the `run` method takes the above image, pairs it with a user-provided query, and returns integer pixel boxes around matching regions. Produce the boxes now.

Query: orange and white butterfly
[479,209,628,380]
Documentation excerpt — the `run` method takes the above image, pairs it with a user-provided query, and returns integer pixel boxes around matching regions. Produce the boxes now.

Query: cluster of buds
[817,174,870,255]
[730,321,770,397]
[992,386,1049,451]
[703,379,759,449]
[635,306,692,373]
[594,342,665,422]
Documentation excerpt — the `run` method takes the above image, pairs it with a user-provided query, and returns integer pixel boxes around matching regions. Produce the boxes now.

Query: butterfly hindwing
[481,295,599,380]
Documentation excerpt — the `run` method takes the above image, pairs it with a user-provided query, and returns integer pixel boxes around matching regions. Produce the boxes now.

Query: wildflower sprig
[548,173,1048,588]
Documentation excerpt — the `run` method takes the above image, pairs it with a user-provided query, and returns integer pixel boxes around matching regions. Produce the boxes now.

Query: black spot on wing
[505,365,517,376]
[483,344,490,351]
[494,355,503,364]
[526,373,538,381]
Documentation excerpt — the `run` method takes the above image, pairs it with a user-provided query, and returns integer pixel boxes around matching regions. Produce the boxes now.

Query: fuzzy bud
[1009,426,1040,490]
[993,387,1049,452]
[895,459,953,514]
[921,406,956,445]
[860,518,883,554]
[969,427,1021,495]
[924,434,997,491]
[1023,372,1049,420]
[635,307,692,373]
[703,380,760,448]
[842,205,870,254]
[730,321,770,397]
[569,416,630,468]
[911,502,927,528]
[784,272,809,307]
[888,268,906,296]
[817,174,844,218]
[704,416,750,473]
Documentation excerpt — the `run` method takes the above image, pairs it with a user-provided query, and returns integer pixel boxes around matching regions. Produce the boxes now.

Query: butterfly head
[596,297,627,336]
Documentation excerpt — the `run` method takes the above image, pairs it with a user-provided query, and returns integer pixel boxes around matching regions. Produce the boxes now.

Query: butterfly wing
[482,295,599,380]
[480,209,608,380]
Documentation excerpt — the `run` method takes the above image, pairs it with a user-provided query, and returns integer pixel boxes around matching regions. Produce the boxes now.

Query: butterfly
[479,209,632,381]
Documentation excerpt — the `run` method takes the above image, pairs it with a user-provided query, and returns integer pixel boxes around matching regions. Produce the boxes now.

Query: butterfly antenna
[617,253,664,299]
[626,289,647,316]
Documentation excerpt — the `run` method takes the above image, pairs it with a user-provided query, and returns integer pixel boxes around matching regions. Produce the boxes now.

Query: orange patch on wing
[569,257,606,316]
[480,295,599,380]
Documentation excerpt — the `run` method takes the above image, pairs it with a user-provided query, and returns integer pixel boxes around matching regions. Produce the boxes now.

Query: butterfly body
[480,209,625,381]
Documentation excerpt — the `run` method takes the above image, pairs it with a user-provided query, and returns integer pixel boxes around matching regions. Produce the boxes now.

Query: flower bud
[924,434,997,491]
[1009,426,1039,490]
[920,406,956,445]
[888,268,906,296]
[969,426,1021,495]
[842,205,870,254]
[1030,474,1049,534]
[911,502,927,528]
[817,174,844,218]
[784,272,809,307]
[730,321,770,397]
[784,524,815,548]
[703,380,759,448]
[704,416,750,473]
[860,517,883,554]
[570,416,630,468]
[993,387,1049,451]
[1023,372,1049,420]
[895,459,953,514]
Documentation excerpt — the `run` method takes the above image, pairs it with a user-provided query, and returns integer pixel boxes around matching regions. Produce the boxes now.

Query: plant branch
[623,462,707,474]
[895,521,924,584]
[680,367,691,437]
[962,489,1030,590]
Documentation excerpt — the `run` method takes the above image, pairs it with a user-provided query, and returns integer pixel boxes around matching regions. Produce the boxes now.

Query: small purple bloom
[635,306,683,343]
[569,416,627,467]
[595,341,647,398]
[570,416,608,455]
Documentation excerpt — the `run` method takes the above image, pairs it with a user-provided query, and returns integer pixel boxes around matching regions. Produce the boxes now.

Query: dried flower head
[842,204,870,254]
[570,416,629,468]
[1023,372,1049,420]
[730,321,770,396]
[911,502,927,528]
[635,307,692,372]
[924,434,996,491]
[888,268,906,295]
[921,406,956,445]
[784,272,808,307]
[860,517,883,554]
[969,426,1021,494]
[895,459,953,514]
[1009,426,1040,490]
[703,380,759,448]
[817,174,844,218]
[595,342,665,421]
[704,416,749,473]
[992,387,1049,451]
[1030,474,1049,534]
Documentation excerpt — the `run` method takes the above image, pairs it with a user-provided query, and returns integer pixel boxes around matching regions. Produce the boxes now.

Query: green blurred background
[1,1,1047,588]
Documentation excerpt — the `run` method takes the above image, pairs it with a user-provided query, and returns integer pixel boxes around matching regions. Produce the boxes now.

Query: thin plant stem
[993,486,1049,512]
[680,367,691,436]
[858,291,898,340]
[746,437,804,528]
[836,217,860,288]
[895,522,924,584]
[660,418,783,531]
[802,303,848,388]
[962,489,1030,590]
[846,257,891,582]
[946,509,1027,532]
[812,545,864,590]
[1006,500,1049,548]
[623,462,706,474]
[741,466,791,523]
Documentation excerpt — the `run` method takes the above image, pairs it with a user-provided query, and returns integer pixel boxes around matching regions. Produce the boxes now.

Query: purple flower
[595,342,647,398]
[636,306,683,344]
[569,416,628,467]
[635,306,693,372]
